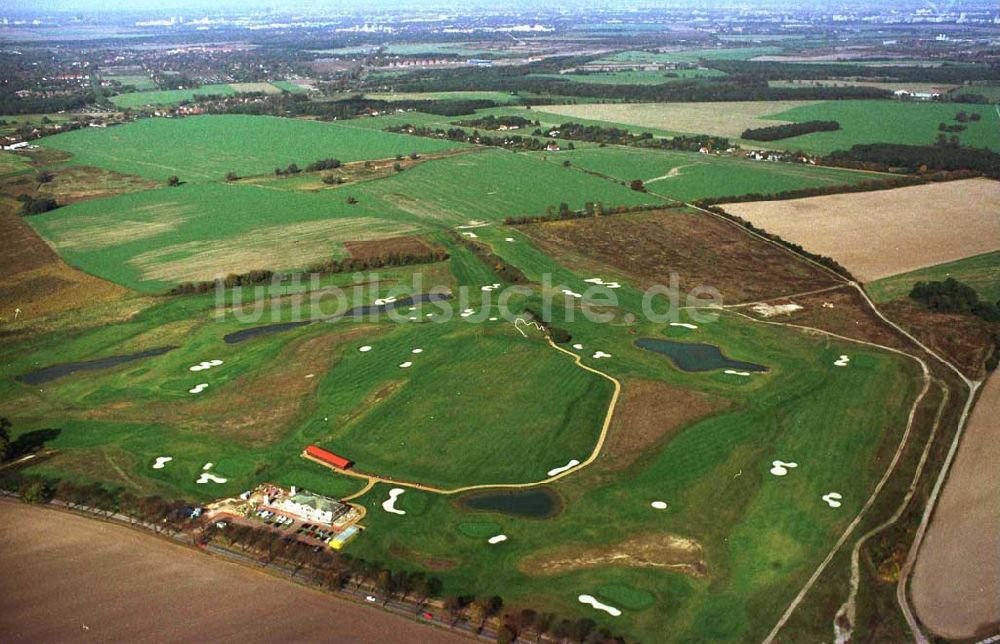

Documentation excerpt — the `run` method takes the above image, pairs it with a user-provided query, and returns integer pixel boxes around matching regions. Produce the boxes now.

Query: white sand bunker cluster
[592,351,612,359]
[481,283,501,292]
[770,460,798,476]
[834,355,851,367]
[196,462,228,484]
[189,359,223,372]
[750,302,803,318]
[488,534,508,545]
[382,488,406,515]
[152,456,173,470]
[822,492,843,508]
[460,308,477,318]
[584,277,621,289]
[579,595,622,617]
[547,459,580,476]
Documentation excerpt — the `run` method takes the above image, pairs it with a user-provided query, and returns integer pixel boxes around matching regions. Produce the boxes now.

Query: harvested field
[911,373,1000,640]
[519,532,707,578]
[516,209,838,303]
[0,501,467,644]
[533,101,818,137]
[344,235,436,261]
[600,379,726,471]
[724,179,1000,282]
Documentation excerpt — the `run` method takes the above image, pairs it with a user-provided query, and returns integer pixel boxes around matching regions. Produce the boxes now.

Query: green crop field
[110,84,237,108]
[867,251,1000,303]
[38,115,469,181]
[105,74,158,90]
[534,145,884,201]
[762,100,1000,153]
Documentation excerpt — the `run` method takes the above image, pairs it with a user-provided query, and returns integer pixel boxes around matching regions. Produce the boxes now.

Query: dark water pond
[459,487,562,519]
[635,338,768,373]
[224,292,453,344]
[16,346,179,385]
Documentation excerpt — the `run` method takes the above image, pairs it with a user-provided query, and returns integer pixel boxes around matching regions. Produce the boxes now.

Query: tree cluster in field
[704,206,856,280]
[826,143,1000,179]
[547,122,730,152]
[16,195,59,216]
[741,120,840,141]
[522,306,572,344]
[909,278,1000,323]
[694,175,925,207]
[210,92,498,120]
[954,111,982,123]
[452,115,538,130]
[0,90,99,115]
[305,158,342,172]
[386,124,556,152]
[450,232,529,285]
[705,60,1000,85]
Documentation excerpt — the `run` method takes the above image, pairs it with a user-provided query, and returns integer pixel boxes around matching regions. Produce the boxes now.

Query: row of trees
[826,143,1000,179]
[453,115,538,130]
[387,124,558,152]
[694,175,926,207]
[451,232,529,285]
[741,120,840,142]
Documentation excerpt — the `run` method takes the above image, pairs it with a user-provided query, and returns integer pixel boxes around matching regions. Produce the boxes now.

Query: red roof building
[305,445,354,470]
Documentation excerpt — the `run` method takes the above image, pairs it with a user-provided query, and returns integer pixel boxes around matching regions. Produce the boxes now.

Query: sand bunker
[189,383,209,394]
[584,277,621,289]
[547,459,580,476]
[382,488,406,515]
[592,351,612,359]
[399,361,412,368]
[770,460,798,476]
[670,322,698,330]
[834,355,850,367]
[202,463,214,470]
[359,345,373,352]
[724,370,751,377]
[196,472,228,484]
[751,302,803,318]
[411,348,423,354]
[488,535,508,544]
[822,492,843,508]
[460,308,476,318]
[561,289,583,299]
[651,501,668,510]
[374,296,397,306]
[481,283,502,292]
[572,343,584,350]
[461,232,478,238]
[489,317,498,321]
[578,595,621,617]
[189,359,223,372]
[152,456,173,469]
[504,237,515,242]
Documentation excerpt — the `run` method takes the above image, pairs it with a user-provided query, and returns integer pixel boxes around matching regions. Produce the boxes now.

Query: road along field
[722,178,1000,282]
[534,146,884,202]
[38,114,469,181]
[910,373,1000,640]
[0,501,468,644]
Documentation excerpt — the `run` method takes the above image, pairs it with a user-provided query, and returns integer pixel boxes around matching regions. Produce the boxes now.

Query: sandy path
[0,502,468,644]
[911,373,1000,639]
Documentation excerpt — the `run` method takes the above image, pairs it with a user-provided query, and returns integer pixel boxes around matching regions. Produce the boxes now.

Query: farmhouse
[278,490,351,526]
[304,444,354,470]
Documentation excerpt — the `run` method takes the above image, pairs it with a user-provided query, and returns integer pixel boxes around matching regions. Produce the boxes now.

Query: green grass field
[105,74,158,90]
[110,84,236,108]
[763,100,1000,153]
[534,145,885,201]
[39,115,468,181]
[867,251,1000,303]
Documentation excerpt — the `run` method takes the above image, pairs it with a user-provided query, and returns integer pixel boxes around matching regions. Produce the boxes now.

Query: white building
[278,490,349,526]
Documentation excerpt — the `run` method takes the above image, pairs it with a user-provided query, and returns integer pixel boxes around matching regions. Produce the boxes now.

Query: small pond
[635,338,768,373]
[16,346,179,385]
[459,487,562,519]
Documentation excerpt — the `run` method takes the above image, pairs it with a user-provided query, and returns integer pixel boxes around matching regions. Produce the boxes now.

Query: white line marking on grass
[651,501,668,510]
[770,460,798,476]
[488,534,508,544]
[152,456,172,469]
[547,459,580,476]
[578,595,621,617]
[382,488,406,515]
[822,492,843,508]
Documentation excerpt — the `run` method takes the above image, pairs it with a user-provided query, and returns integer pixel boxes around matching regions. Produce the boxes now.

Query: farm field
[723,179,1000,282]
[104,73,157,90]
[594,47,783,64]
[109,84,236,107]
[867,251,1000,304]
[39,114,468,181]
[535,145,885,202]
[528,68,725,85]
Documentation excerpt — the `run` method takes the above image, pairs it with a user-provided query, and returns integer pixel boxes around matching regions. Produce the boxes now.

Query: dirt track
[0,502,468,644]
[910,373,1000,640]
[724,179,1000,282]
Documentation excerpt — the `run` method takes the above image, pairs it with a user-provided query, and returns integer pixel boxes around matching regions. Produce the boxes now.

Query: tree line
[693,175,926,207]
[910,278,1000,324]
[741,120,840,142]
[826,143,1000,179]
[450,232,529,285]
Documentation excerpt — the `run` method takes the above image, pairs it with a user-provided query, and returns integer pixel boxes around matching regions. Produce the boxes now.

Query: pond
[635,338,768,373]
[458,487,562,519]
[15,346,179,385]
[224,292,453,344]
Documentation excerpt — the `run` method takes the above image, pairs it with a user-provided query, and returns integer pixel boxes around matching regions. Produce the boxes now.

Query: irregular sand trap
[411,348,423,354]
[305,374,314,378]
[207,359,223,366]
[382,488,406,515]
[572,343,584,350]
[481,283,502,292]
[547,459,580,476]
[359,345,373,352]
[670,322,698,330]
[578,595,621,617]
[770,460,798,476]
[822,492,843,508]
[592,351,612,359]
[203,463,214,470]
[152,456,173,469]
[196,472,228,484]
[561,289,583,299]
[584,277,621,289]
[834,354,850,367]
[461,232,478,238]
[488,535,508,544]
[751,302,803,317]
[489,317,498,321]
[188,383,209,394]
[504,237,515,242]
[190,360,223,372]
[425,313,434,317]
[651,501,668,510]
[399,361,413,368]
[409,316,417,320]
[374,296,397,306]
[408,306,416,311]
[724,370,751,377]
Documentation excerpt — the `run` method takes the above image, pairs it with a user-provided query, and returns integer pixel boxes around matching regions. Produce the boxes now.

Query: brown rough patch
[723,179,1000,282]
[0,501,468,644]
[517,209,836,303]
[601,379,727,471]
[389,543,459,571]
[344,235,435,261]
[338,380,406,429]
[912,373,1000,640]
[519,532,707,578]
